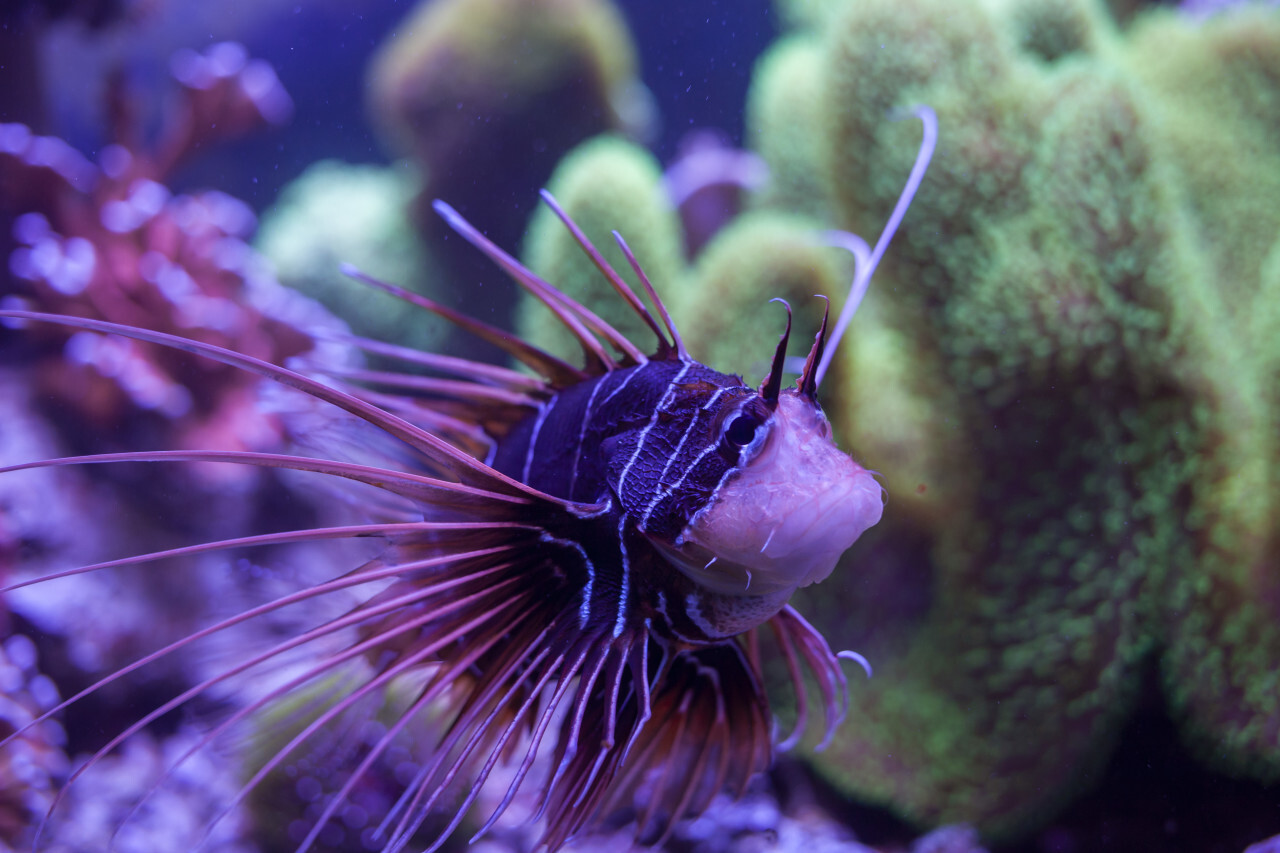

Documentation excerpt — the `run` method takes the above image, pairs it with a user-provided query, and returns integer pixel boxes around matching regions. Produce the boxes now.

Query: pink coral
[0,43,313,483]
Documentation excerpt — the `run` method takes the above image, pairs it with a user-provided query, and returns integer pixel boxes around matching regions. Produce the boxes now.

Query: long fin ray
[813,104,937,389]
[537,189,673,361]
[334,333,548,391]
[0,310,598,510]
[0,450,543,518]
[120,578,508,851]
[612,230,688,361]
[436,195,653,366]
[431,201,619,373]
[204,586,528,851]
[3,517,529,592]
[320,365,545,408]
[337,266,586,388]
[5,550,520,763]
[434,198,649,367]
[291,626,519,853]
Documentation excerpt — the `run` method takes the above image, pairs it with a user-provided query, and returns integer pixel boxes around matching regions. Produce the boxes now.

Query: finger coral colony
[2,0,1279,851]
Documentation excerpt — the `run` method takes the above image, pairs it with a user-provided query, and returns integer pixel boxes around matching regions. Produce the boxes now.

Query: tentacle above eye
[798,295,829,401]
[760,297,792,407]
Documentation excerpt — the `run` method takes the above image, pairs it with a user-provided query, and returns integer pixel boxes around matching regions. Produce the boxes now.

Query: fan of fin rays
[0,105,936,852]
[0,205,844,851]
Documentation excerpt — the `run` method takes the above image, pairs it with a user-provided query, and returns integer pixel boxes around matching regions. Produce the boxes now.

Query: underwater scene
[2,0,1279,851]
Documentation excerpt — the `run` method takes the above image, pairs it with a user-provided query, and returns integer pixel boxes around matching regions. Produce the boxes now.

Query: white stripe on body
[598,364,642,410]
[615,362,691,496]
[653,590,704,645]
[613,515,632,638]
[675,463,738,547]
[566,376,607,500]
[539,531,599,628]
[684,592,731,639]
[521,398,554,483]
[637,385,731,531]
[646,424,734,539]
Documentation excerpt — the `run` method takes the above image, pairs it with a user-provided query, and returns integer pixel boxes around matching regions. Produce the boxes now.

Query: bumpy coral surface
[366,0,650,250]
[516,135,684,362]
[0,634,66,849]
[514,135,849,387]
[673,211,849,381]
[744,33,832,220]
[0,43,342,504]
[254,159,448,361]
[746,0,1279,840]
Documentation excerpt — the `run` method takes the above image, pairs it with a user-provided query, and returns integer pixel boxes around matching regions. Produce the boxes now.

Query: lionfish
[1,107,935,851]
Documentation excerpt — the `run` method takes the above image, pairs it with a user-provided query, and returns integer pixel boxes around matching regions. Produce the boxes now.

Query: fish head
[616,293,884,603]
[651,384,884,601]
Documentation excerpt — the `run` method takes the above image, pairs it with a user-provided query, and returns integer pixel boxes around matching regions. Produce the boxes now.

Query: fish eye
[724,413,761,448]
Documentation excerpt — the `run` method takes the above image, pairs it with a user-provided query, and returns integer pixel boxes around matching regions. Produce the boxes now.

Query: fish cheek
[598,433,622,467]
[601,430,647,515]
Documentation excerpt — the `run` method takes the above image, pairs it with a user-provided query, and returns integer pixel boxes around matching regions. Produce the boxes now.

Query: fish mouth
[660,393,885,598]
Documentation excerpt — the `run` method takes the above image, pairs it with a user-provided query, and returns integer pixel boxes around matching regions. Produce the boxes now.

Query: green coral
[1008,0,1108,62]
[1123,7,1280,315]
[745,35,833,219]
[254,160,447,356]
[365,0,651,241]
[771,0,845,30]
[674,211,849,380]
[750,0,1280,839]
[367,0,644,149]
[517,135,685,362]
[515,0,1280,840]
[515,137,852,390]
[1121,6,1280,787]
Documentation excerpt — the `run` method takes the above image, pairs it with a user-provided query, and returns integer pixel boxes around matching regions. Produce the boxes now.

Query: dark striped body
[491,359,784,643]
[0,151,933,848]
